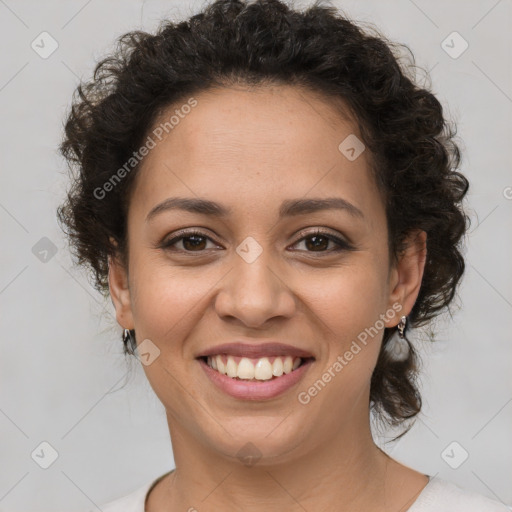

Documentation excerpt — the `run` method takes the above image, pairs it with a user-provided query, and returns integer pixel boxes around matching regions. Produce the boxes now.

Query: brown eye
[181,234,208,251]
[304,234,330,251]
[161,230,220,252]
[291,229,353,254]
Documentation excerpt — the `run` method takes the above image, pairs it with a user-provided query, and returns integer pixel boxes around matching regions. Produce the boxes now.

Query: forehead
[148,84,357,165]
[130,85,383,226]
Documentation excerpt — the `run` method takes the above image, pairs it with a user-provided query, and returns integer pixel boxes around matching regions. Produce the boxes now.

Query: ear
[385,229,427,327]
[108,239,134,330]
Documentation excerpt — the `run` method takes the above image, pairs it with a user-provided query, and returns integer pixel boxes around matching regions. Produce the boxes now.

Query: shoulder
[95,470,173,512]
[98,481,154,512]
[409,476,511,512]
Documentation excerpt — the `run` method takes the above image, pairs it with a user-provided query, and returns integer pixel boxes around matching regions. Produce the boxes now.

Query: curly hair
[57,0,470,433]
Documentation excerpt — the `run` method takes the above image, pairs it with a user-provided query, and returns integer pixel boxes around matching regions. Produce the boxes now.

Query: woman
[57,0,509,510]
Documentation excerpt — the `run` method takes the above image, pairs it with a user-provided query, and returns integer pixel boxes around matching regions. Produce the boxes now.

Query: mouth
[195,342,316,400]
[197,354,314,382]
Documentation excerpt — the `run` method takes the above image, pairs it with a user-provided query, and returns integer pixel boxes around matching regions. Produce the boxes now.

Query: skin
[109,84,428,512]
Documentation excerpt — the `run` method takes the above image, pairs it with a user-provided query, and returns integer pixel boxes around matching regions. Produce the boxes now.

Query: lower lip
[197,358,314,400]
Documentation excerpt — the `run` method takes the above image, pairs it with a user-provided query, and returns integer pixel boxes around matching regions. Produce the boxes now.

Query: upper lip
[196,342,315,360]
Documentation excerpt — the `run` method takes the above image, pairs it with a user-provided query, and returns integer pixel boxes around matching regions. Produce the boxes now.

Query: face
[109,84,426,466]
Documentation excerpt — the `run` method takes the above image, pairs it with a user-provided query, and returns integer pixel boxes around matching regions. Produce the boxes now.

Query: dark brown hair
[57,0,470,434]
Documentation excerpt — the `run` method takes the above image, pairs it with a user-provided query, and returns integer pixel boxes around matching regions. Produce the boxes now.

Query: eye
[159,228,354,254]
[160,230,221,252]
[290,229,353,254]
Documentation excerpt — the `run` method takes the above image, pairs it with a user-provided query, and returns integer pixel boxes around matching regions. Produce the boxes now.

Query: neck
[147,410,416,512]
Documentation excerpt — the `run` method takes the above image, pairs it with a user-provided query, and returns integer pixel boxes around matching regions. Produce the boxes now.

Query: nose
[214,243,297,329]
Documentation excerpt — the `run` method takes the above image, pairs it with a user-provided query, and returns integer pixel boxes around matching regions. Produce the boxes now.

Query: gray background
[0,0,511,510]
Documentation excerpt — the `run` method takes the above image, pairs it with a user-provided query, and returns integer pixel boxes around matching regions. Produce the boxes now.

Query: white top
[99,473,511,512]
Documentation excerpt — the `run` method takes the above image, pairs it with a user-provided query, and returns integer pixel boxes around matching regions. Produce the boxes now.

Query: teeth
[272,357,283,377]
[206,355,303,381]
[237,357,254,379]
[254,357,273,380]
[216,355,225,374]
[226,357,237,378]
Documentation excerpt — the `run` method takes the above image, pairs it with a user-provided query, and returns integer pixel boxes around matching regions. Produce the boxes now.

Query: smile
[197,355,315,400]
[203,354,304,381]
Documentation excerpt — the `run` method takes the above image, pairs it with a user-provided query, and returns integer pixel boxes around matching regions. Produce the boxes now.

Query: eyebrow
[145,196,364,223]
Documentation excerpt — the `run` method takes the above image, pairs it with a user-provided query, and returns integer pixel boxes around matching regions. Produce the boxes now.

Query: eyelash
[159,228,354,255]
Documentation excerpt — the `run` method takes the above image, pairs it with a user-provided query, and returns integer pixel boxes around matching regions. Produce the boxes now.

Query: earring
[384,315,410,362]
[122,328,136,355]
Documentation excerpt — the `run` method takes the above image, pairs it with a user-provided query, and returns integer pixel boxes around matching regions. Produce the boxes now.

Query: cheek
[130,249,388,359]
[130,244,388,401]
[130,261,215,407]
[304,261,387,336]
[299,262,386,390]
[129,256,219,343]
